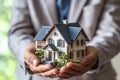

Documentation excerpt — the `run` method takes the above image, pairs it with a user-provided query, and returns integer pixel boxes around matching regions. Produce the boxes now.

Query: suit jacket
[8,0,120,80]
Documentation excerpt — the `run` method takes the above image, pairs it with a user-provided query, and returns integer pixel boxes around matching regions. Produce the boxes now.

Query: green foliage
[59,53,68,60]
[0,0,17,80]
[57,59,68,68]
[57,54,68,68]
[35,49,44,59]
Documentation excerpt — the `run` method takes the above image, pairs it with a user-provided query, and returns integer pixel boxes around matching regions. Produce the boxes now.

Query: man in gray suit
[8,0,120,80]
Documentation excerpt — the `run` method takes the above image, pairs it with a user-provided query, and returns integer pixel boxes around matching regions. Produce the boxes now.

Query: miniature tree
[57,53,68,68]
[35,49,44,62]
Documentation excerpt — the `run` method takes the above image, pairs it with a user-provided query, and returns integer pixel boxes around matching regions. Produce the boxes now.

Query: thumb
[24,43,40,67]
[81,46,97,66]
[30,53,40,67]
[81,57,89,66]
[32,58,39,67]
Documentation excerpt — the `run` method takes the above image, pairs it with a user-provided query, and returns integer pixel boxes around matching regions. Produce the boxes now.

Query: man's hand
[24,43,59,77]
[58,46,98,79]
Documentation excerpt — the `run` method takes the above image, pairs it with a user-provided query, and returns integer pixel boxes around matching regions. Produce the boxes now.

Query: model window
[57,39,62,47]
[71,44,73,48]
[81,39,85,45]
[57,39,65,47]
[82,50,85,57]
[79,40,81,45]
[76,40,79,46]
[77,50,81,57]
[36,41,42,49]
[63,40,65,47]
[37,45,42,49]
[83,39,86,44]
[48,51,52,60]
[54,32,58,36]
[69,51,73,59]
[48,38,54,44]
[59,52,63,56]
[81,39,84,45]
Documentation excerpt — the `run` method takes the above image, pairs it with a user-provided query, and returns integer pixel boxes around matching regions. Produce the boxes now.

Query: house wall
[67,33,87,62]
[46,28,67,53]
[36,41,46,50]
[44,46,60,60]
[44,47,52,61]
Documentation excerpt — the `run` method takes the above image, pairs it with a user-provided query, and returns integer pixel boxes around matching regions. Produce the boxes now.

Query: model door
[48,51,52,60]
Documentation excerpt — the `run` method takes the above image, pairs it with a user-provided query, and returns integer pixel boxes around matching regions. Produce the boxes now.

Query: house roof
[68,27,81,40]
[55,24,72,43]
[43,44,58,51]
[34,26,52,41]
[54,23,89,43]
[34,23,89,43]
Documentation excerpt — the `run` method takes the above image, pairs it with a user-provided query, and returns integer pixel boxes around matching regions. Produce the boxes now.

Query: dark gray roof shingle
[68,27,82,40]
[34,26,52,41]
[55,24,72,43]
[44,44,58,51]
[34,23,89,43]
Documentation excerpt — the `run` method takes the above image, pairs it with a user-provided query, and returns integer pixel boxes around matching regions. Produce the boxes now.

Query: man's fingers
[23,43,59,78]
[66,62,86,72]
[58,46,98,79]
[37,69,58,77]
[59,66,80,76]
[29,64,52,73]
[29,53,40,66]
[58,66,80,79]
[24,43,40,67]
[81,46,98,66]
[58,73,72,79]
[80,57,91,66]
[86,46,97,60]
[24,51,40,67]
[67,62,91,74]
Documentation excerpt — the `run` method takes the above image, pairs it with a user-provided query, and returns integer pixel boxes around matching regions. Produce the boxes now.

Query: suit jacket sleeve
[88,0,120,71]
[8,0,35,71]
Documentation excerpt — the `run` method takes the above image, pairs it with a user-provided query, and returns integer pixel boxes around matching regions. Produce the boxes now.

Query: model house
[34,22,89,64]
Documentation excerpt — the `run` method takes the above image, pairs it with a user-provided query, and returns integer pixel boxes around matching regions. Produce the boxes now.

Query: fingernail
[32,59,37,66]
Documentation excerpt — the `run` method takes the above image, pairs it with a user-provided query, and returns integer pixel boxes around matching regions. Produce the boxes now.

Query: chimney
[63,20,68,25]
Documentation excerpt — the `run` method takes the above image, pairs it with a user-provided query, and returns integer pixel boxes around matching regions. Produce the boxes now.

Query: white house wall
[67,33,87,62]
[73,33,87,50]
[44,46,52,61]
[35,41,45,50]
[46,27,67,53]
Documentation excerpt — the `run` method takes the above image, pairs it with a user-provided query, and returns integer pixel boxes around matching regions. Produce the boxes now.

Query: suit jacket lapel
[44,0,58,24]
[68,0,87,22]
